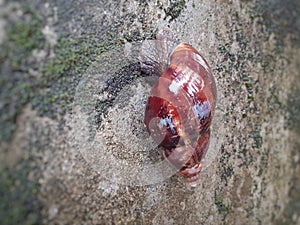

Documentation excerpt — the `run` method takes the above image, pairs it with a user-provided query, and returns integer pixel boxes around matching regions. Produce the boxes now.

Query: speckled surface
[0,0,299,224]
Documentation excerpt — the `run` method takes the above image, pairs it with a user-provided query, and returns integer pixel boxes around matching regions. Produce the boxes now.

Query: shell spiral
[144,42,217,186]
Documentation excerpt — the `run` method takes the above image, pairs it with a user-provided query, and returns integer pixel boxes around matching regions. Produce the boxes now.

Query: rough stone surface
[0,0,299,225]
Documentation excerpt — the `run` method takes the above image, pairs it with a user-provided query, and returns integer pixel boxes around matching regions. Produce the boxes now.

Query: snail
[141,30,217,187]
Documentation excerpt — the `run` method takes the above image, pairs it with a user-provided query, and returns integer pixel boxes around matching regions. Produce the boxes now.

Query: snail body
[143,41,217,186]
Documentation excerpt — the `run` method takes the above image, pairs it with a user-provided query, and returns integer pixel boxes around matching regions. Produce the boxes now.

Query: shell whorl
[143,40,217,186]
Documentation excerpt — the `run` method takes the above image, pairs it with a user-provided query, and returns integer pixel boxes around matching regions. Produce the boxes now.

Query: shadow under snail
[141,30,217,187]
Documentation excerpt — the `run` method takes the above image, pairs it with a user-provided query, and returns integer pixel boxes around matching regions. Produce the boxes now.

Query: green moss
[215,196,230,214]
[8,20,43,51]
[4,9,44,69]
[0,2,125,133]
[0,6,43,141]
[43,37,123,78]
[0,164,41,225]
[32,36,124,117]
[2,16,43,57]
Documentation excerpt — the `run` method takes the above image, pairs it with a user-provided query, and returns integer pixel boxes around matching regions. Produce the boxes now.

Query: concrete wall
[0,0,299,224]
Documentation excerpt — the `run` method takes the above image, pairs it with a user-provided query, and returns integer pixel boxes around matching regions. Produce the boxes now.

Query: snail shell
[143,38,217,187]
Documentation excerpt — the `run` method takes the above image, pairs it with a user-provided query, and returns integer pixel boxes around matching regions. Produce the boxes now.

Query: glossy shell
[144,42,217,186]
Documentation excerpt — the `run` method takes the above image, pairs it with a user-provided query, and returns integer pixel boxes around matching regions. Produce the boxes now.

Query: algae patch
[33,36,124,118]
[0,162,41,225]
[0,7,44,141]
[215,196,230,214]
[0,5,44,67]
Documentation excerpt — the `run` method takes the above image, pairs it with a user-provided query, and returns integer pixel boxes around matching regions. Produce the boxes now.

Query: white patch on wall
[42,25,57,46]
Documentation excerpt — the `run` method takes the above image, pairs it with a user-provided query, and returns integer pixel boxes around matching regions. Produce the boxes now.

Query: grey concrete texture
[0,0,299,224]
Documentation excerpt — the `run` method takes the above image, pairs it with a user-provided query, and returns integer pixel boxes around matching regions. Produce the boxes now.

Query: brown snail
[142,30,217,186]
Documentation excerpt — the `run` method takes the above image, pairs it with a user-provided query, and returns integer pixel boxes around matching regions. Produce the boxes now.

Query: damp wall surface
[0,0,299,224]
